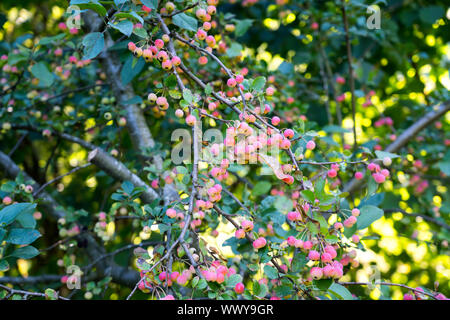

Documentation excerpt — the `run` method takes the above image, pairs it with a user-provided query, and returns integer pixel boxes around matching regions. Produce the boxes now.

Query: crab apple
[2,196,12,205]
[207,5,216,15]
[154,39,164,49]
[286,211,298,222]
[383,156,392,166]
[306,140,316,150]
[373,173,386,184]
[367,162,377,171]
[166,208,177,219]
[352,235,360,243]
[165,1,175,12]
[352,208,360,217]
[284,129,294,139]
[311,22,319,30]
[235,228,245,239]
[156,50,168,61]
[186,115,196,126]
[280,139,291,149]
[336,76,345,84]
[198,56,208,65]
[227,77,237,87]
[327,169,337,178]
[241,220,254,232]
[253,237,267,250]
[303,241,313,250]
[334,222,343,230]
[175,109,184,118]
[266,86,275,96]
[235,74,244,84]
[171,56,181,66]
[343,215,357,228]
[271,116,280,126]
[128,42,136,51]
[310,267,323,280]
[282,175,294,185]
[321,253,332,263]
[355,171,364,179]
[196,28,207,41]
[225,24,235,32]
[134,47,143,57]
[287,236,296,246]
[234,282,245,294]
[205,35,216,47]
[308,250,320,261]
[142,5,152,13]
[148,93,157,103]
[156,97,168,106]
[381,169,390,177]
[403,293,414,300]
[203,21,212,31]
[161,59,172,70]
[324,245,337,259]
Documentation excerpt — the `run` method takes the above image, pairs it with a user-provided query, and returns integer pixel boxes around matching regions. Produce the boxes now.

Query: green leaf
[357,205,384,230]
[263,265,279,280]
[5,228,41,245]
[374,150,400,160]
[11,246,40,259]
[31,62,54,87]
[252,76,266,92]
[183,88,193,104]
[225,274,242,288]
[71,0,107,17]
[38,33,66,46]
[252,280,268,298]
[438,161,450,176]
[197,278,208,290]
[82,32,105,60]
[0,203,36,226]
[0,259,9,272]
[172,13,198,32]
[44,288,58,300]
[115,12,143,24]
[109,20,133,37]
[419,6,445,24]
[133,27,147,38]
[226,43,243,58]
[235,19,253,37]
[301,190,315,203]
[121,56,145,85]
[313,279,333,290]
[274,196,293,214]
[252,181,271,197]
[328,283,353,300]
[141,0,157,10]
[0,228,6,242]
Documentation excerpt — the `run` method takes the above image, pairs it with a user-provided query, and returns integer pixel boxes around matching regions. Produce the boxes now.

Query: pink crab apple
[310,267,323,280]
[284,129,294,139]
[306,140,316,150]
[186,115,196,126]
[253,237,267,250]
[166,208,177,219]
[234,282,245,294]
[266,86,275,96]
[2,196,12,205]
[327,169,337,178]
[271,116,280,126]
[161,295,175,300]
[344,215,357,228]
[235,229,245,239]
[355,171,364,179]
[308,250,320,261]
[241,220,254,232]
[352,208,360,217]
[227,77,237,87]
[336,76,345,84]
